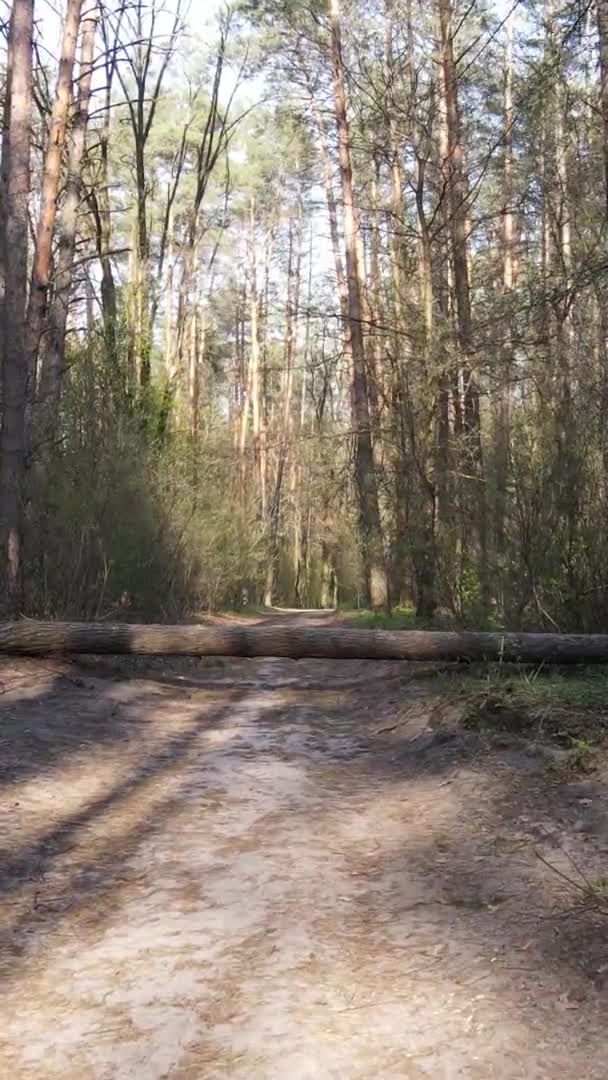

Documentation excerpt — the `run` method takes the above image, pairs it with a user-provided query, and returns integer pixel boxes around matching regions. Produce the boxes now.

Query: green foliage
[343,606,418,630]
[461,691,531,734]
[15,0,608,629]
[27,341,264,618]
[443,667,608,757]
[567,736,596,773]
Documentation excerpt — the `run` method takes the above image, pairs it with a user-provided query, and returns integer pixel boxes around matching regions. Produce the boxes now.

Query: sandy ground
[1,614,608,1078]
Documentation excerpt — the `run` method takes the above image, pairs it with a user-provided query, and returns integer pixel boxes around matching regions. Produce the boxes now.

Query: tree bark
[3,620,608,663]
[0,2,15,378]
[384,0,407,332]
[368,163,386,471]
[164,203,175,374]
[0,0,33,614]
[173,27,229,385]
[248,198,267,518]
[89,15,120,367]
[494,11,514,553]
[438,0,488,602]
[306,85,350,358]
[597,0,608,220]
[188,306,199,435]
[329,0,389,611]
[438,0,477,434]
[264,212,301,606]
[26,0,83,388]
[115,0,183,387]
[40,5,98,439]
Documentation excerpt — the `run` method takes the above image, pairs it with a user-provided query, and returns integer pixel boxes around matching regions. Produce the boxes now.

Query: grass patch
[343,606,419,630]
[438,666,608,769]
[457,667,608,713]
[536,849,608,916]
[340,605,467,630]
[340,605,505,631]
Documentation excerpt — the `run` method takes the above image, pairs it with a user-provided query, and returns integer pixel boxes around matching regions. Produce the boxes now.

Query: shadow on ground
[1,651,608,1076]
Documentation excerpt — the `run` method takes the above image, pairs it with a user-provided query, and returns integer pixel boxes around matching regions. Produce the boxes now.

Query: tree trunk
[384,1,407,334]
[248,198,267,518]
[293,225,314,606]
[319,541,337,609]
[438,0,477,431]
[597,0,608,220]
[0,0,33,614]
[264,212,301,606]
[94,22,119,367]
[3,620,608,663]
[238,340,252,472]
[134,136,149,387]
[408,2,439,621]
[164,203,175,374]
[308,89,350,348]
[368,164,386,471]
[26,0,83,389]
[438,0,488,603]
[172,31,229,391]
[433,21,455,527]
[40,5,98,440]
[494,11,514,554]
[114,0,183,388]
[329,0,389,611]
[188,306,199,435]
[0,3,15,379]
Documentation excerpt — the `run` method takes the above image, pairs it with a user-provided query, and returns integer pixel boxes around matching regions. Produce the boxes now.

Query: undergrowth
[433,665,608,773]
[536,849,608,917]
[341,605,506,631]
[343,606,419,630]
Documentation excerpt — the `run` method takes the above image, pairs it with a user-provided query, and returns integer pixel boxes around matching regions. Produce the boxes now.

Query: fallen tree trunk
[1,621,608,663]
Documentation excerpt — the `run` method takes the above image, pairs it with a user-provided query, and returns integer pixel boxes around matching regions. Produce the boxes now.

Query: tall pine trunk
[0,0,33,613]
[597,0,608,219]
[264,213,302,606]
[26,0,83,389]
[249,199,267,520]
[494,11,514,557]
[41,5,98,441]
[438,0,488,608]
[329,0,389,611]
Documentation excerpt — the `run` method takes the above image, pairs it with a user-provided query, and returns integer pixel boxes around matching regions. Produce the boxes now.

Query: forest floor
[1,611,608,1078]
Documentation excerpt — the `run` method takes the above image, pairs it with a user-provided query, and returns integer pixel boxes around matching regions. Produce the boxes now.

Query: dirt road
[1,614,607,1078]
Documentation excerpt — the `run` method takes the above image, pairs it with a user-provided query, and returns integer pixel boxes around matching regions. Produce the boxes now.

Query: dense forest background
[0,0,607,628]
